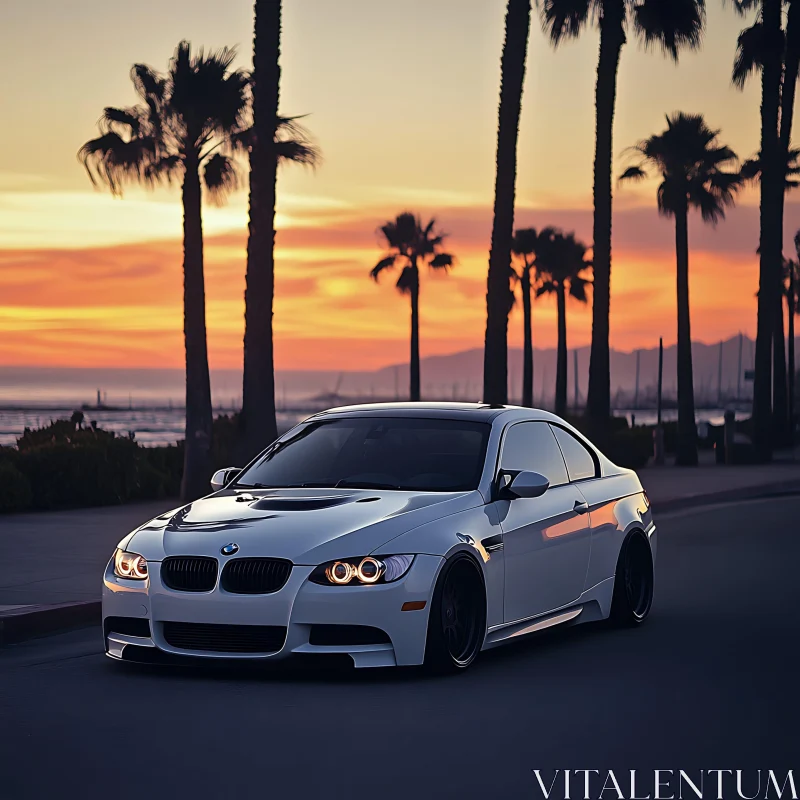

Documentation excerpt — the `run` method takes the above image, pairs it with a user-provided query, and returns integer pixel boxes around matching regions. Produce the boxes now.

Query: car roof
[306,401,552,424]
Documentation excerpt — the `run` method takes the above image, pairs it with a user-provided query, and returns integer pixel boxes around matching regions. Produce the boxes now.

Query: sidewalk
[2,461,800,637]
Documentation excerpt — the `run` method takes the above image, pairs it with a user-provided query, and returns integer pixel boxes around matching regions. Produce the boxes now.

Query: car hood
[126,488,484,564]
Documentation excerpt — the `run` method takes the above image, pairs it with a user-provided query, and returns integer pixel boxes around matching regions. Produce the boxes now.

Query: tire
[424,554,486,673]
[609,530,654,626]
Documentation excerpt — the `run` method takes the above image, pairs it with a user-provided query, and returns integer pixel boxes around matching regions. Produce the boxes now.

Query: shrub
[0,459,33,512]
[601,426,653,470]
[0,413,253,513]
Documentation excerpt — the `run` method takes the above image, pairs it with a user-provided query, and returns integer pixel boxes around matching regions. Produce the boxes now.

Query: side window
[551,426,598,481]
[500,422,568,487]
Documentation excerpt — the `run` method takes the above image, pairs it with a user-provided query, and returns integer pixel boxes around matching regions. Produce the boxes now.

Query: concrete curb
[0,600,100,647]
[651,479,800,514]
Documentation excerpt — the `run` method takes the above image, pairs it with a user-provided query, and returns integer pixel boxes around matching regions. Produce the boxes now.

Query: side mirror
[501,470,549,500]
[210,467,241,493]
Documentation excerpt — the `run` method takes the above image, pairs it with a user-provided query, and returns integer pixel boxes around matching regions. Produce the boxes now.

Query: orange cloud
[0,202,770,371]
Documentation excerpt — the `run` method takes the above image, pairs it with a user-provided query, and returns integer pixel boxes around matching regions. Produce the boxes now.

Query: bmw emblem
[220,542,239,556]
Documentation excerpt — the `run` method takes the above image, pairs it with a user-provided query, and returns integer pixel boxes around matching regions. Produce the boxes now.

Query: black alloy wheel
[610,531,654,626]
[425,554,486,672]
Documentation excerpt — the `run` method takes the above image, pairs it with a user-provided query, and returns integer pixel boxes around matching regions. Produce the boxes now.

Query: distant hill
[0,335,796,409]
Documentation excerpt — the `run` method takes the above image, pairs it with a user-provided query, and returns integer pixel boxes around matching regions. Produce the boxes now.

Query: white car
[103,403,656,672]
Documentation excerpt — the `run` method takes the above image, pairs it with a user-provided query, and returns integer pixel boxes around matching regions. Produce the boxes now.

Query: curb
[652,479,800,514]
[0,600,101,647]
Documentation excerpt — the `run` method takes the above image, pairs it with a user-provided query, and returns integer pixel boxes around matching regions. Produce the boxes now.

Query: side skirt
[481,576,614,650]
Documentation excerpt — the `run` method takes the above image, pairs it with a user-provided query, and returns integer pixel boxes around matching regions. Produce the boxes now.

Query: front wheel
[609,531,654,626]
[424,554,486,673]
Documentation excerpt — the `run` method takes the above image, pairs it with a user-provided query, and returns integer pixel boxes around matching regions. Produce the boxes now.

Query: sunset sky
[1,0,795,372]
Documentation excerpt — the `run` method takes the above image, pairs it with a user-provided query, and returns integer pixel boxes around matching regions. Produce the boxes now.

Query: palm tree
[484,0,532,405]
[79,42,249,500]
[741,148,800,444]
[733,1,800,447]
[730,0,784,460]
[620,113,743,466]
[537,0,706,428]
[511,228,540,406]
[533,228,592,416]
[371,213,454,401]
[240,0,320,464]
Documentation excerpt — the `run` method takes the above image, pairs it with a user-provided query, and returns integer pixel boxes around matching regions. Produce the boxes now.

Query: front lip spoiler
[105,642,356,671]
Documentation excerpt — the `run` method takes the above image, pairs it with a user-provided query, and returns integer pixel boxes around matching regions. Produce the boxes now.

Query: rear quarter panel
[580,472,654,590]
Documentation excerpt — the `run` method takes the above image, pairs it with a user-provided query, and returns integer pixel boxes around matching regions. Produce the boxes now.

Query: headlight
[309,555,414,586]
[113,548,148,580]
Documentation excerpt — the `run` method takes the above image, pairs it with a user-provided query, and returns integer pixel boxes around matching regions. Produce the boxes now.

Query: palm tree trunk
[521,265,533,407]
[753,0,784,462]
[555,283,568,416]
[180,154,214,499]
[585,0,625,429]
[483,0,531,405]
[788,269,796,445]
[409,263,421,402]
[772,1,800,446]
[241,0,281,463]
[675,202,698,466]
[774,298,788,444]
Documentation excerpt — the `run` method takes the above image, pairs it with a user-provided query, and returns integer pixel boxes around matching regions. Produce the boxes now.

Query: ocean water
[0,403,738,448]
[0,407,307,448]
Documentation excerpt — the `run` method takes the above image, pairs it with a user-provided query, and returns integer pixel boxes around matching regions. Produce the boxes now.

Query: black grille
[161,557,218,592]
[162,622,286,653]
[309,625,391,646]
[104,616,151,638]
[220,558,292,594]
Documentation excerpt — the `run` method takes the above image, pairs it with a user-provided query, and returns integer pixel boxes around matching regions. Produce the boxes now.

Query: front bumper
[102,554,443,668]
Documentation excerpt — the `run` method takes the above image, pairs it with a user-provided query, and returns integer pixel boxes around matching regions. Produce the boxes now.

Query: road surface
[1,495,798,799]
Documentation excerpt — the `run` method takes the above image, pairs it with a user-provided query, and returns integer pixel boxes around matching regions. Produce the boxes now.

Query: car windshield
[235,417,491,492]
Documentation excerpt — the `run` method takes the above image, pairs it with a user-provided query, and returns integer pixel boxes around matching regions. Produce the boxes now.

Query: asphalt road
[1,495,799,800]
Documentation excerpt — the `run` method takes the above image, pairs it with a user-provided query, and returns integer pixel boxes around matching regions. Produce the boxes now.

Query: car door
[494,421,592,623]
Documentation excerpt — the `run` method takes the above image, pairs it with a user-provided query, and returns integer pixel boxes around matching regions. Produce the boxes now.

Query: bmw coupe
[103,403,656,672]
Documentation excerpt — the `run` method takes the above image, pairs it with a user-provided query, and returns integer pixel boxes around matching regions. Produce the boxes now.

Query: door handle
[573,500,589,515]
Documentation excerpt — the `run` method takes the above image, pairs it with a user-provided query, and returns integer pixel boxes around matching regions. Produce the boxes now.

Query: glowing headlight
[311,555,415,586]
[113,548,148,580]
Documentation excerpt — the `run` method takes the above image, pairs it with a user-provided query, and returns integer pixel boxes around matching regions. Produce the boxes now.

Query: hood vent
[250,496,350,512]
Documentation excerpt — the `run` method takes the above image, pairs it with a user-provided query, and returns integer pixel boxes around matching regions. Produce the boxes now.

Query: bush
[565,416,652,470]
[0,413,249,513]
[0,459,33,512]
[601,427,653,470]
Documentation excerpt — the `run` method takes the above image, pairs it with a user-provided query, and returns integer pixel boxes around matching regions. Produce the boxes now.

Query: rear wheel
[609,531,654,626]
[424,555,486,673]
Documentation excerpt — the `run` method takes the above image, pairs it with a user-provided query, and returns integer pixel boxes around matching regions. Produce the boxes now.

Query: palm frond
[77,132,156,194]
[429,253,454,271]
[511,227,539,258]
[619,165,648,183]
[633,0,706,61]
[569,275,591,303]
[396,265,418,296]
[732,23,766,89]
[724,0,759,15]
[536,281,556,298]
[144,154,183,187]
[370,256,397,281]
[275,139,321,166]
[101,107,142,136]
[536,0,594,46]
[203,153,239,205]
[379,212,418,253]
